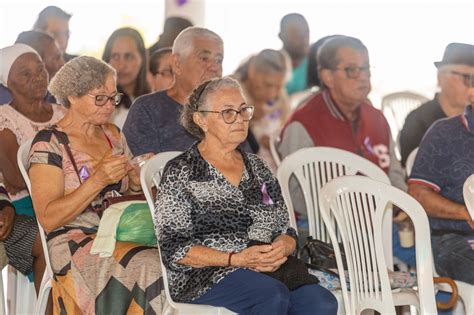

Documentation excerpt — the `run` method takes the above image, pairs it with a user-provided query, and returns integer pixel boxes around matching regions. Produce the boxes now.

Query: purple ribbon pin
[261,183,274,205]
[79,165,90,182]
[363,136,376,155]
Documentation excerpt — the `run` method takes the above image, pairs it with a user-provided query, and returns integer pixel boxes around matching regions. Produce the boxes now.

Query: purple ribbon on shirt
[261,183,274,205]
[363,136,376,155]
[79,165,90,182]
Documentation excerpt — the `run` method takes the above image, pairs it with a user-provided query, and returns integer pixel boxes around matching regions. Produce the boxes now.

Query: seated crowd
[0,4,473,315]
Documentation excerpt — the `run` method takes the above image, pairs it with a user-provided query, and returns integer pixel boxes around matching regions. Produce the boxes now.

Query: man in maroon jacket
[278,35,411,265]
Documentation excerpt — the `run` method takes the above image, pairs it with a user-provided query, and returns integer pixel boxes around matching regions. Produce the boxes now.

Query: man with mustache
[278,35,410,265]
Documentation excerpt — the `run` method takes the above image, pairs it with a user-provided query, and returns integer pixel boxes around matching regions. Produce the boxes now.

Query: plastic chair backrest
[140,151,236,315]
[140,151,181,214]
[276,146,393,268]
[17,139,53,314]
[405,147,419,177]
[381,91,429,134]
[269,130,281,166]
[320,175,436,315]
[140,151,182,310]
[463,174,474,220]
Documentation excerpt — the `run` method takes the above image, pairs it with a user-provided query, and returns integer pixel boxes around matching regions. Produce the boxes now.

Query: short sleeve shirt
[409,105,474,232]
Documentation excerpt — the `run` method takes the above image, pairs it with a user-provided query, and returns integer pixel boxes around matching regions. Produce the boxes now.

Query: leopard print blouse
[154,143,297,303]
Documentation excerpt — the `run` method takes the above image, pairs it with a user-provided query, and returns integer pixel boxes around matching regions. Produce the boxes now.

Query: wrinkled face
[175,37,223,90]
[108,35,143,90]
[152,52,174,91]
[322,47,371,111]
[248,68,285,104]
[7,52,48,100]
[42,39,65,79]
[280,22,309,59]
[71,74,118,125]
[438,64,474,108]
[197,87,250,147]
[44,17,70,53]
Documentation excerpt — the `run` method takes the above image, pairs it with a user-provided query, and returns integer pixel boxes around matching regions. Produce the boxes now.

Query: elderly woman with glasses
[155,76,337,315]
[28,56,164,314]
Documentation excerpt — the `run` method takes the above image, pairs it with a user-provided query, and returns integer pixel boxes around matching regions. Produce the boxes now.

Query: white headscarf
[0,43,41,87]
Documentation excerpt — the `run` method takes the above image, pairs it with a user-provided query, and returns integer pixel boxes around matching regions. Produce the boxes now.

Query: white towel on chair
[90,201,136,257]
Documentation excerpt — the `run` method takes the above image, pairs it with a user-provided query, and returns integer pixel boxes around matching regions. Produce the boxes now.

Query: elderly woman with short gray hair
[155,76,337,314]
[28,56,164,314]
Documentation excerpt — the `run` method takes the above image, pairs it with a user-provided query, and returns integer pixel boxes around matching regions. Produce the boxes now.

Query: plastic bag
[116,202,157,246]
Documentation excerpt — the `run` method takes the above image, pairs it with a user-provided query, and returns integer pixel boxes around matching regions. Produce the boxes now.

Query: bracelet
[129,185,142,193]
[227,252,235,267]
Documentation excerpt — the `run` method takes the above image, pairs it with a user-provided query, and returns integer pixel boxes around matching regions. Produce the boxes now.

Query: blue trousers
[432,233,474,284]
[192,269,338,315]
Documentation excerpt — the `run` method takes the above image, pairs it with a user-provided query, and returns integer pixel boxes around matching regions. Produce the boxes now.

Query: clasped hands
[233,236,295,272]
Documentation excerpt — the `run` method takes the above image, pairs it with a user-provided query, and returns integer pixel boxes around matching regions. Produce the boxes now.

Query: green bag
[116,202,157,246]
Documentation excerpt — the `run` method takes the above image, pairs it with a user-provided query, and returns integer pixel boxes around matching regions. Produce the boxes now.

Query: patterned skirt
[47,228,165,314]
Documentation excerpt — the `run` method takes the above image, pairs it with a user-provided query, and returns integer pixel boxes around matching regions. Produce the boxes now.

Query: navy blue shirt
[122,91,196,156]
[123,90,254,156]
[409,105,474,233]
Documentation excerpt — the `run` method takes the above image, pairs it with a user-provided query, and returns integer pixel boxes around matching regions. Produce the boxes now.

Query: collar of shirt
[322,89,361,122]
[461,104,474,135]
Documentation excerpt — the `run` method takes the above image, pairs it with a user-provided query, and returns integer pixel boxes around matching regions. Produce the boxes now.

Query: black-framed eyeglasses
[449,70,474,88]
[87,93,123,106]
[333,65,371,79]
[198,106,254,124]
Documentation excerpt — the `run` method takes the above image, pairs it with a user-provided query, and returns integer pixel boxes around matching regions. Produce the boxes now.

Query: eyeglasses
[449,70,474,88]
[87,93,123,106]
[333,65,371,79]
[155,68,173,77]
[198,106,254,124]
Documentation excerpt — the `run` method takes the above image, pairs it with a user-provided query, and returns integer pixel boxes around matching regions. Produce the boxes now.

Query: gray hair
[181,76,243,139]
[172,27,222,60]
[49,56,116,108]
[317,35,367,71]
[236,49,287,80]
[317,35,368,89]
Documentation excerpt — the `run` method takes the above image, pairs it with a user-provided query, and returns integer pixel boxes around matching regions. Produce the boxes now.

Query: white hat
[0,43,41,87]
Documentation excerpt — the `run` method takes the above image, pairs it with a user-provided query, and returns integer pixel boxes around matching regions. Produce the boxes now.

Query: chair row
[16,140,474,314]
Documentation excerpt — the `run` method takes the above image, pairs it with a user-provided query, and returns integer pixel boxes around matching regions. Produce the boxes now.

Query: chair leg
[35,271,52,315]
[0,268,5,315]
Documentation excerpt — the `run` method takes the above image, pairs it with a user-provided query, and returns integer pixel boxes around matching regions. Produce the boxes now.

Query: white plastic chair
[140,152,236,315]
[269,130,282,167]
[405,147,419,177]
[276,147,425,313]
[276,146,393,266]
[140,151,182,207]
[0,266,4,315]
[381,91,429,136]
[463,174,474,221]
[17,139,53,315]
[320,175,437,315]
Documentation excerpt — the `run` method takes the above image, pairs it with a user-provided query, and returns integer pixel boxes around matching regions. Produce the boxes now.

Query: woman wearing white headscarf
[0,43,64,293]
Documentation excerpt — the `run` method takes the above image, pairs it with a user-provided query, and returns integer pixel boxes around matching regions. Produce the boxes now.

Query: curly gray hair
[180,76,244,139]
[48,56,116,108]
